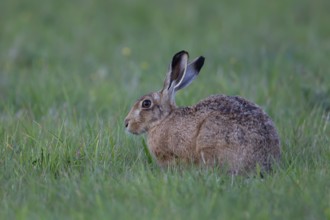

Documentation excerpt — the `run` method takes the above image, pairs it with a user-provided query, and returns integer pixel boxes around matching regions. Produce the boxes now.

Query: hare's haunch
[125,51,280,174]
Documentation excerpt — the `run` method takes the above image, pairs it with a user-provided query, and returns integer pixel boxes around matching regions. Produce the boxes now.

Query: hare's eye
[142,99,152,108]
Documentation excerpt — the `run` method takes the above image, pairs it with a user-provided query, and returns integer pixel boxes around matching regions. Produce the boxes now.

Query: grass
[0,0,330,219]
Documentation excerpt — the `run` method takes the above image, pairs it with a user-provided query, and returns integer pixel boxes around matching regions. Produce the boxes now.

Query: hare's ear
[162,51,189,105]
[163,50,189,90]
[174,56,205,91]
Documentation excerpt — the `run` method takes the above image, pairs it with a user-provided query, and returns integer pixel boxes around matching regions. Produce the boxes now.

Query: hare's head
[124,51,205,135]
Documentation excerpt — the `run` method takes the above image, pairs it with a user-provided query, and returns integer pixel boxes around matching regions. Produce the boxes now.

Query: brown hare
[125,51,280,174]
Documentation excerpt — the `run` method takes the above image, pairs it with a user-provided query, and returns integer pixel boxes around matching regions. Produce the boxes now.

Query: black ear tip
[195,56,205,71]
[173,50,189,60]
[175,50,189,56]
[172,50,189,68]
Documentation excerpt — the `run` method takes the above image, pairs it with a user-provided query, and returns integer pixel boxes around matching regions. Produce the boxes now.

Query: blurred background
[1,0,330,218]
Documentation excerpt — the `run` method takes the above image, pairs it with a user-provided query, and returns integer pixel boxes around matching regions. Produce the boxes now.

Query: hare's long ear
[163,51,189,90]
[162,51,189,106]
[174,56,205,91]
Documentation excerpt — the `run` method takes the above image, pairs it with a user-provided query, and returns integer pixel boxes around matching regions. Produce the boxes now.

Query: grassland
[0,0,330,219]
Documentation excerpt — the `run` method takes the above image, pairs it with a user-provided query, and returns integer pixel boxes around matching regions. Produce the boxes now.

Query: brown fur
[125,51,280,174]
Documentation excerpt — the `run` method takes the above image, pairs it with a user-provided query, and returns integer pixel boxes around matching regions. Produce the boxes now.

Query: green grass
[1,0,330,219]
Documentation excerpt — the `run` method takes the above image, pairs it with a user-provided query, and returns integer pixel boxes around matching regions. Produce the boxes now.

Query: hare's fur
[147,95,280,173]
[125,51,280,174]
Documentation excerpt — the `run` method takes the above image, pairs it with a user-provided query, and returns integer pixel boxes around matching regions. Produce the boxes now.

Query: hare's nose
[124,118,130,128]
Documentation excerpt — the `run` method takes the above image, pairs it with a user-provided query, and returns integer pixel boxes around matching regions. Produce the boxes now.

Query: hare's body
[125,51,281,174]
[147,95,280,173]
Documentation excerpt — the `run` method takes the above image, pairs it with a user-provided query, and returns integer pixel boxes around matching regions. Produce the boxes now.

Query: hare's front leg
[151,147,180,167]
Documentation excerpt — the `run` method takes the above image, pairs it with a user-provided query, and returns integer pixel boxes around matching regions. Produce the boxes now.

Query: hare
[125,51,280,174]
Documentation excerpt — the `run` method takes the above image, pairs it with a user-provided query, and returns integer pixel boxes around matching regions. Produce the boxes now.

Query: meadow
[0,0,329,219]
